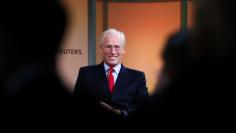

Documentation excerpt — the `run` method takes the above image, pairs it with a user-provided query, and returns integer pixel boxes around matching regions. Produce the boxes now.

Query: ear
[122,49,125,54]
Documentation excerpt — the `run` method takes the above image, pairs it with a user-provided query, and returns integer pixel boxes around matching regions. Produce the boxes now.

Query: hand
[98,101,122,115]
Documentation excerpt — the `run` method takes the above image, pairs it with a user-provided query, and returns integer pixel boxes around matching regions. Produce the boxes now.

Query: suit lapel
[94,62,111,98]
[112,64,128,98]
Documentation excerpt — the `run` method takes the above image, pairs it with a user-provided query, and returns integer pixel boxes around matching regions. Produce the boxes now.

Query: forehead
[103,35,121,45]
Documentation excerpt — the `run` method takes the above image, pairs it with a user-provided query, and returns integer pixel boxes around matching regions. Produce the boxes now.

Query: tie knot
[107,67,114,78]
[109,67,114,72]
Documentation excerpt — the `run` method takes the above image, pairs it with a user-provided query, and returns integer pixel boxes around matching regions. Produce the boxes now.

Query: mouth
[108,56,117,60]
[109,55,117,58]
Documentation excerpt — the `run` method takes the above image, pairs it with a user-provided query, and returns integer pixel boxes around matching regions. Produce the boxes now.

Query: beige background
[57,0,88,92]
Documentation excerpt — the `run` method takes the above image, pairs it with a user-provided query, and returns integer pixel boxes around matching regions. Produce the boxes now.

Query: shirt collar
[104,62,121,74]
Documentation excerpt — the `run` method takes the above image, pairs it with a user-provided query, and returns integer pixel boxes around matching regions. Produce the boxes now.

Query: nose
[110,47,116,53]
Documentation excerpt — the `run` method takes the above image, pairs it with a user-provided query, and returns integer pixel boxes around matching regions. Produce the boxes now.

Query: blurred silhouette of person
[132,30,191,125]
[189,0,236,121]
[0,0,81,128]
[73,28,149,118]
[0,0,72,101]
[134,0,236,128]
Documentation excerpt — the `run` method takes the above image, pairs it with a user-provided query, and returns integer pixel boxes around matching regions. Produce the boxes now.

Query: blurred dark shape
[191,0,236,100]
[0,0,72,100]
[133,0,236,127]
[0,1,80,127]
[193,0,236,62]
[132,30,191,124]
[156,30,190,92]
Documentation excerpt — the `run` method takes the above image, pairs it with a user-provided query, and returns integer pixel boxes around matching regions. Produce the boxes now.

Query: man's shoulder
[124,66,145,75]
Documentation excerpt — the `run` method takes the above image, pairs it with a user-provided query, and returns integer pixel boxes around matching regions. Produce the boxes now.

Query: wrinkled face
[101,35,125,67]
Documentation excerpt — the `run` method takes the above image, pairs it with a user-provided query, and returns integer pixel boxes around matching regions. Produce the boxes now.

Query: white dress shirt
[104,63,121,84]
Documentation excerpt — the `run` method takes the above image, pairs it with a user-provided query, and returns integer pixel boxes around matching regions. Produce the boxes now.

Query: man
[73,28,149,117]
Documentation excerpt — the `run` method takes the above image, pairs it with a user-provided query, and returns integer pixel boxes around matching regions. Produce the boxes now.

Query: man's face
[101,35,125,67]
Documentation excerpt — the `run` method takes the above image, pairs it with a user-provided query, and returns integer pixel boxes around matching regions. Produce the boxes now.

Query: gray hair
[100,28,126,47]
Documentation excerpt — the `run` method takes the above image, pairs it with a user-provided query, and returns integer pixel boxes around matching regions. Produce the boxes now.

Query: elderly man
[73,28,148,117]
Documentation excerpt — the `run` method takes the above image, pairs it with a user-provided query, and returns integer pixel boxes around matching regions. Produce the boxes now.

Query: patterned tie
[108,66,114,93]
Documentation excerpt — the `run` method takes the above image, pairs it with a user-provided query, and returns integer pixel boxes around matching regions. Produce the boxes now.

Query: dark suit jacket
[73,62,149,116]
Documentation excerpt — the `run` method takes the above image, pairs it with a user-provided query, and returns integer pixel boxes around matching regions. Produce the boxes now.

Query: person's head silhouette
[0,0,70,98]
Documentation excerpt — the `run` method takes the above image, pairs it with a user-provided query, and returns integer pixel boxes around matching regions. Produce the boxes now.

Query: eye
[114,46,121,49]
